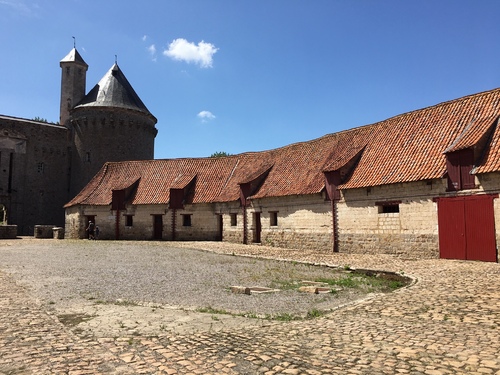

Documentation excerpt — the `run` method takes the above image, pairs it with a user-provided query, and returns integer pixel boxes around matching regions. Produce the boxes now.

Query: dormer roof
[74,63,155,120]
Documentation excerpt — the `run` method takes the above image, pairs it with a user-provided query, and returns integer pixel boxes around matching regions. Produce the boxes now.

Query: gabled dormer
[323,145,366,201]
[111,178,140,210]
[169,174,197,209]
[444,116,498,191]
[238,164,273,207]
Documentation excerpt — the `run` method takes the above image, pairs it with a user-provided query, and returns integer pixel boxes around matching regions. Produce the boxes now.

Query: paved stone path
[1,241,500,374]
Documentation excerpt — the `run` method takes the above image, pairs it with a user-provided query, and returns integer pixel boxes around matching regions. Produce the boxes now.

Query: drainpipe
[324,171,341,253]
[171,208,177,241]
[242,204,247,244]
[115,209,120,240]
[240,183,251,245]
[332,199,339,253]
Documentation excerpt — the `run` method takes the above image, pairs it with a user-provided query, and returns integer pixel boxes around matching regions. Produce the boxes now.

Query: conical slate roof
[75,63,154,118]
[60,48,88,68]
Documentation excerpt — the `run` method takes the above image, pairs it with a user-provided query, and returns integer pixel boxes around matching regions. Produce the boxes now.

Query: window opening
[182,214,192,227]
[376,201,401,214]
[230,213,237,226]
[270,211,278,226]
[125,215,133,227]
[379,205,400,214]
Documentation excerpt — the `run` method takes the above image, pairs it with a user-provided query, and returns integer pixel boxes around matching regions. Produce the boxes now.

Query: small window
[125,215,133,227]
[182,214,192,227]
[270,211,278,226]
[85,152,91,162]
[378,204,400,214]
[230,213,237,226]
[376,201,401,214]
[37,162,44,173]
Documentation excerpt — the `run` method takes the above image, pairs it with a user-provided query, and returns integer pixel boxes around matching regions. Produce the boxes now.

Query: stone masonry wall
[477,172,500,260]
[245,194,333,251]
[338,179,444,258]
[1,118,70,235]
[65,203,221,241]
[69,107,157,197]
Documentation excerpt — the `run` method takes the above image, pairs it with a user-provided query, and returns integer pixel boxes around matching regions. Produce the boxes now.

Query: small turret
[59,48,88,126]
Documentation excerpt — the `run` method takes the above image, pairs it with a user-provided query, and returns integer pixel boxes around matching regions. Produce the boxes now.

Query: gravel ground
[0,239,390,317]
[0,238,405,320]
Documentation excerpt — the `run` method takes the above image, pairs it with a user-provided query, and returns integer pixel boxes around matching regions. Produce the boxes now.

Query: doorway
[253,212,261,243]
[436,195,497,262]
[153,215,163,240]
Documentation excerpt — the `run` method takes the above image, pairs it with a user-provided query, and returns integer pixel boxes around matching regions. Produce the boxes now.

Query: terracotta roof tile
[66,87,500,207]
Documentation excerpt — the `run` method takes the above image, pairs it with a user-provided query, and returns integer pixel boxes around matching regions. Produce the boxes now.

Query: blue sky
[1,1,500,159]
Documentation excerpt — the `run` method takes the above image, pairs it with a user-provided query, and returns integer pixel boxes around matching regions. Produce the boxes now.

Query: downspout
[242,204,247,244]
[172,208,177,241]
[332,199,339,253]
[240,184,250,245]
[324,170,341,253]
[115,209,120,240]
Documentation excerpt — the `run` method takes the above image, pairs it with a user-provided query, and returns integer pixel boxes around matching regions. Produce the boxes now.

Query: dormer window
[446,148,475,191]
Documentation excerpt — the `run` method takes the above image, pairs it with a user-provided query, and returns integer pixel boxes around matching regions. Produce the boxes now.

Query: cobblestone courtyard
[1,239,499,374]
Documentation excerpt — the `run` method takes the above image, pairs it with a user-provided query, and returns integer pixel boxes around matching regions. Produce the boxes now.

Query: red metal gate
[437,195,497,262]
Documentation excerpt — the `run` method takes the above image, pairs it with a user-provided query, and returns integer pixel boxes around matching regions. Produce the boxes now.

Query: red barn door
[437,195,497,262]
[437,197,466,260]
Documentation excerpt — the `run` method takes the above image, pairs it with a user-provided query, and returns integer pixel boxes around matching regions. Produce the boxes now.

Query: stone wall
[64,173,500,261]
[477,172,500,261]
[69,107,157,197]
[0,117,70,235]
[338,179,443,258]
[215,195,333,251]
[0,225,17,239]
[215,202,244,244]
[65,203,221,241]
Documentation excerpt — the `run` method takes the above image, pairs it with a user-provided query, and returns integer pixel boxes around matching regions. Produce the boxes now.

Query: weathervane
[72,36,76,48]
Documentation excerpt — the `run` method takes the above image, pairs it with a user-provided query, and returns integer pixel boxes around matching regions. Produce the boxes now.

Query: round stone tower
[68,62,158,197]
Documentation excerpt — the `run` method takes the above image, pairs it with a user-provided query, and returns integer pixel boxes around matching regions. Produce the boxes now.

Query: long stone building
[65,87,500,262]
[0,48,157,235]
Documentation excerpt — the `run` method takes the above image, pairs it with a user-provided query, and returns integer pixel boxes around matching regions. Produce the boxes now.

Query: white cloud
[0,0,38,16]
[147,44,157,61]
[197,111,216,122]
[142,36,157,61]
[163,38,218,68]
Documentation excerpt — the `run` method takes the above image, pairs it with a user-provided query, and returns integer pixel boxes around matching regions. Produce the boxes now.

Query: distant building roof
[60,48,88,68]
[74,63,155,120]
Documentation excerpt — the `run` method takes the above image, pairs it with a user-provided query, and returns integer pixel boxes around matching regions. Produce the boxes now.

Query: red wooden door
[437,195,497,262]
[437,197,466,260]
[464,195,497,262]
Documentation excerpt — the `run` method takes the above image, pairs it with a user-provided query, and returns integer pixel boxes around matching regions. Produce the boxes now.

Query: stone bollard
[34,225,55,238]
[52,227,64,239]
[0,225,17,239]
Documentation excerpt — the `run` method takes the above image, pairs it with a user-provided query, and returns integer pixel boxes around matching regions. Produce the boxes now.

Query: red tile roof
[65,87,500,208]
